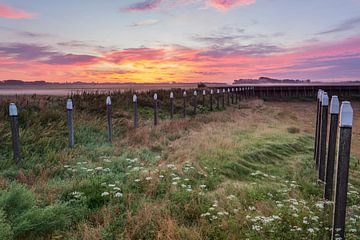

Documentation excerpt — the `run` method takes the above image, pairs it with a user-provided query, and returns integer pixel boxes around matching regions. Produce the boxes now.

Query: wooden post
[222,89,225,108]
[316,90,324,169]
[193,90,197,115]
[106,96,112,142]
[210,89,213,111]
[227,88,230,106]
[314,90,323,162]
[67,99,74,148]
[133,94,138,128]
[183,90,187,118]
[202,89,206,107]
[9,103,21,163]
[216,89,220,110]
[235,88,238,103]
[332,101,353,240]
[231,88,234,104]
[153,93,158,126]
[170,91,174,119]
[318,92,329,182]
[324,96,339,201]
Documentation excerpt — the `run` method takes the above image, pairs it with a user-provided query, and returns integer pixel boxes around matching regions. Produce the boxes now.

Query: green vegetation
[0,93,359,239]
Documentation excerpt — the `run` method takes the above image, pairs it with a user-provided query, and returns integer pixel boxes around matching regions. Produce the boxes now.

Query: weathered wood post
[202,89,206,107]
[67,99,74,148]
[316,90,324,169]
[133,94,138,128]
[231,88,234,104]
[222,89,225,108]
[193,90,197,115]
[170,91,174,119]
[314,90,323,162]
[332,101,353,240]
[106,96,112,142]
[324,96,339,201]
[183,90,187,118]
[235,88,238,103]
[216,89,220,110]
[227,88,230,106]
[153,93,158,126]
[318,92,329,182]
[9,103,21,163]
[210,89,213,111]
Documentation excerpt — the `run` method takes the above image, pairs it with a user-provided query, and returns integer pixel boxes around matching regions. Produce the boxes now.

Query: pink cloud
[208,0,256,10]
[0,4,34,19]
[122,0,162,12]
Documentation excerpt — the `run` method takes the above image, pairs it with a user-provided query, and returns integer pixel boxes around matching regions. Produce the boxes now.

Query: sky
[0,0,359,83]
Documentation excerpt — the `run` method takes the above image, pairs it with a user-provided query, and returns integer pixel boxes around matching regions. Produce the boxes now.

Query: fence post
[332,101,353,240]
[231,88,234,104]
[153,93,158,126]
[316,90,324,169]
[193,90,197,115]
[106,96,112,142]
[210,89,213,111]
[133,94,138,128]
[227,88,230,106]
[67,99,74,148]
[202,90,206,107]
[324,96,339,201]
[314,90,323,163]
[217,89,220,110]
[170,91,174,119]
[9,103,21,163]
[183,90,187,118]
[318,92,329,182]
[235,88,238,103]
[222,89,225,108]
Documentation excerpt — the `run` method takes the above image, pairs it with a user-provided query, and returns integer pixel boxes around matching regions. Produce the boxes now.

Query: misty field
[0,92,359,240]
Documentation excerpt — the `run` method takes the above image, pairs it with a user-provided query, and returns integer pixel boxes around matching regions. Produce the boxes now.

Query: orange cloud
[0,4,34,19]
[208,0,256,10]
[0,37,359,82]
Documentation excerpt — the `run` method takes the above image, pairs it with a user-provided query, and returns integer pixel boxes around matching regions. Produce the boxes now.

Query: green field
[0,92,359,240]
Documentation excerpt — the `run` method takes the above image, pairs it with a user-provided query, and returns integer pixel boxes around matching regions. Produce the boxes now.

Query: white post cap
[317,89,323,99]
[330,96,340,114]
[193,90,197,96]
[203,90,206,95]
[223,89,225,93]
[340,101,353,127]
[154,93,158,100]
[133,94,137,102]
[67,99,73,110]
[227,88,230,92]
[321,92,329,106]
[183,91,187,97]
[318,90,324,101]
[170,92,174,98]
[210,89,213,94]
[217,89,220,93]
[232,88,234,91]
[106,96,111,105]
[9,103,18,116]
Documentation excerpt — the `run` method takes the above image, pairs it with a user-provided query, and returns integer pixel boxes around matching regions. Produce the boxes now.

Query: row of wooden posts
[313,89,354,240]
[8,87,254,163]
[6,87,357,239]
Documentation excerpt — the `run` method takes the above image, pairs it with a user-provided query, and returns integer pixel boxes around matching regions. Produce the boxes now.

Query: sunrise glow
[0,0,359,83]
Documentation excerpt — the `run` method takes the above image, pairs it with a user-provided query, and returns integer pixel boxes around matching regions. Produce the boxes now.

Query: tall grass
[0,94,359,239]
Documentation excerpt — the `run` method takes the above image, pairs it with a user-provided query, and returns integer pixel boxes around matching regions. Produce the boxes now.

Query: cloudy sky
[0,0,359,83]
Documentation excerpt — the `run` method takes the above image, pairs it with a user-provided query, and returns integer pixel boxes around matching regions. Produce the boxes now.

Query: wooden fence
[4,84,357,239]
[313,89,354,240]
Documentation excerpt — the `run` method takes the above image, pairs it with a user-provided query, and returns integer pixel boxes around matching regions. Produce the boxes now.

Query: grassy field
[0,93,359,240]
